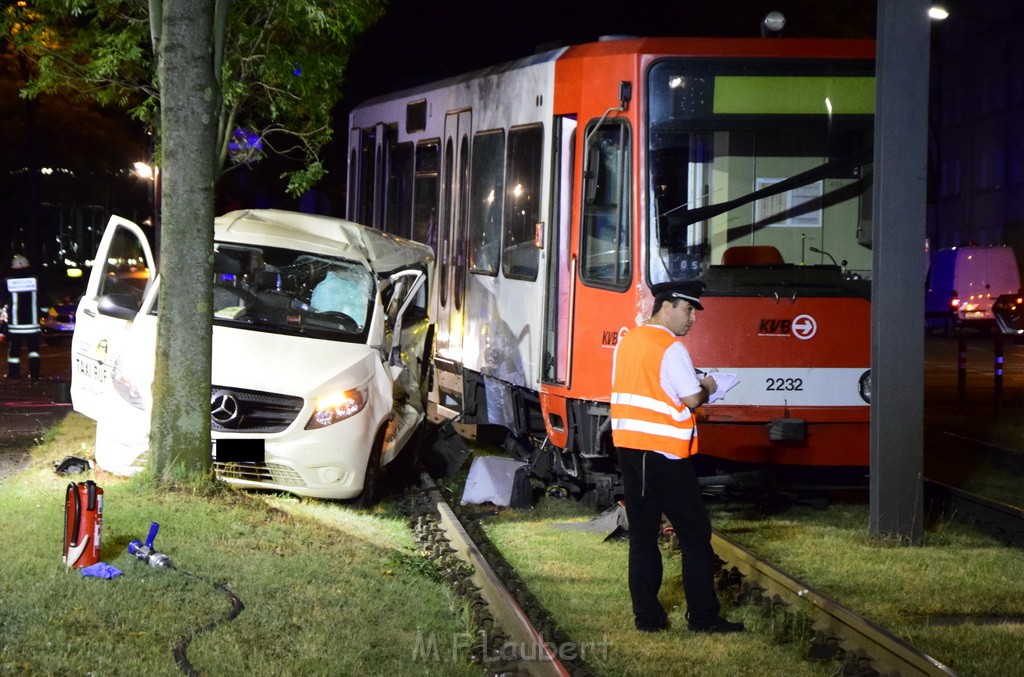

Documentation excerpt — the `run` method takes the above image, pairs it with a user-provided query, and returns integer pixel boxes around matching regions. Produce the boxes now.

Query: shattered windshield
[209,243,375,340]
[646,58,875,284]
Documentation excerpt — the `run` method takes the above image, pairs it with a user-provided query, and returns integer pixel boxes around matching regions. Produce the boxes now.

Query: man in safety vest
[2,254,42,380]
[610,280,744,634]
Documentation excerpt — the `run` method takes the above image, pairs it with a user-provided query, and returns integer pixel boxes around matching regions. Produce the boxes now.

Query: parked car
[39,298,79,345]
[925,245,1021,335]
[71,209,434,504]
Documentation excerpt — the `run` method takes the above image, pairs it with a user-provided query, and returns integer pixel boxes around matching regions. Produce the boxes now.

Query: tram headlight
[858,369,871,404]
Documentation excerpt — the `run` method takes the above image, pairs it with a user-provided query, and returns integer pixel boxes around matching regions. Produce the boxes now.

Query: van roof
[214,209,433,274]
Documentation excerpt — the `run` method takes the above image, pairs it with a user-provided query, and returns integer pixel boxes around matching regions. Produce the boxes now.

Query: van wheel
[352,427,387,508]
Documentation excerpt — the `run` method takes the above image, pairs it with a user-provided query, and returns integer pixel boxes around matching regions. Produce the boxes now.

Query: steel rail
[419,473,571,677]
[924,479,1024,545]
[711,530,959,677]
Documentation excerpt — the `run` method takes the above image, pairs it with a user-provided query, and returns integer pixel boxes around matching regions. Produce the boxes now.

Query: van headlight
[111,360,146,410]
[305,384,369,430]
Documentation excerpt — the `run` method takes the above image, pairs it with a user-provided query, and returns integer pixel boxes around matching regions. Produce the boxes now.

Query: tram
[347,36,874,500]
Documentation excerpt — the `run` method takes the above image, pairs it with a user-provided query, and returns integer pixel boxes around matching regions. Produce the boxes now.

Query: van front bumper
[212,411,379,500]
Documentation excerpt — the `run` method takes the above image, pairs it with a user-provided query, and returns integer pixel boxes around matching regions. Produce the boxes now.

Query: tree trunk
[150,0,219,480]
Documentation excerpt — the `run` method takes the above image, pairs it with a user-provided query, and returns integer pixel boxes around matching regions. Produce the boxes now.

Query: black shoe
[688,616,745,634]
[636,621,669,633]
[635,615,670,633]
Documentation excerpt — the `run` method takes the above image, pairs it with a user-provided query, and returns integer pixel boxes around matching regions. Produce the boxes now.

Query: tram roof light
[761,11,786,35]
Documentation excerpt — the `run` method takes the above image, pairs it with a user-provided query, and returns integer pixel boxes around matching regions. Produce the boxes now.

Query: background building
[928,0,1024,260]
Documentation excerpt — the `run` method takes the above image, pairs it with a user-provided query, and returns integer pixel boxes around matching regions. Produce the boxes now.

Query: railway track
[409,473,576,676]
[407,471,961,677]
[712,531,958,677]
[924,431,1024,545]
[924,479,1024,546]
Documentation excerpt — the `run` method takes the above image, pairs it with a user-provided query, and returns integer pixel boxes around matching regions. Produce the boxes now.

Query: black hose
[168,568,246,677]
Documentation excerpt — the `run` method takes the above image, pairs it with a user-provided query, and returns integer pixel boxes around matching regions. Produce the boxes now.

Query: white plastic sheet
[460,455,527,507]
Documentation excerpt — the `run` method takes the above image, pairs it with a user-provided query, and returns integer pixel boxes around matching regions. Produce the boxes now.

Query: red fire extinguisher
[63,481,103,568]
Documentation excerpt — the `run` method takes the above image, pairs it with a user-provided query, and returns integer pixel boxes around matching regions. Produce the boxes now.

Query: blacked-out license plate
[213,439,265,463]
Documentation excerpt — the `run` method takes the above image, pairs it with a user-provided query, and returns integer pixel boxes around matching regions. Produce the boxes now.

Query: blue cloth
[81,562,123,579]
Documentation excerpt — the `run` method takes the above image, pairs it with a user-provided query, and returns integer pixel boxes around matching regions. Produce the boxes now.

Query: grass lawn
[0,414,479,676]
[483,494,1024,677]
[11,412,1024,676]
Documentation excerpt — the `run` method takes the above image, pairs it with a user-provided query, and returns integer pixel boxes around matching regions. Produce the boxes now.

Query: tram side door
[434,109,472,366]
[542,116,577,386]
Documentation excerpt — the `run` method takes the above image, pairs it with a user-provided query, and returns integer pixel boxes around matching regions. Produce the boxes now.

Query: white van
[71,209,433,503]
[925,245,1021,334]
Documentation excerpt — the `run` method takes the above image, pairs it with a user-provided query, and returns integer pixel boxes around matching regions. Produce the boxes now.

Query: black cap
[650,280,706,310]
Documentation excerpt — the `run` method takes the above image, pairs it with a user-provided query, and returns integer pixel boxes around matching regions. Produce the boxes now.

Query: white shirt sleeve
[660,340,701,406]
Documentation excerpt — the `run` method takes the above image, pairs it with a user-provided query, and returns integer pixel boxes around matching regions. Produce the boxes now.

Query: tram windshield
[646,58,875,285]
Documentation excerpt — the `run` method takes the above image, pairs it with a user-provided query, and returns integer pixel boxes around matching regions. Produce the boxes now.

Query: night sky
[290,0,875,209]
[339,0,876,108]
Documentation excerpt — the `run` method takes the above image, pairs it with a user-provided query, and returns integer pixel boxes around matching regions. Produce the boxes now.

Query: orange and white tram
[347,36,875,498]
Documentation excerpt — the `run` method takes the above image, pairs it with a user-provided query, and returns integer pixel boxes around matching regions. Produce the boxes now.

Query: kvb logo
[757,314,817,340]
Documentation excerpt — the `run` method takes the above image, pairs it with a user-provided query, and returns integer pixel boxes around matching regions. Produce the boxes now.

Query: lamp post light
[133,161,160,229]
[133,160,161,259]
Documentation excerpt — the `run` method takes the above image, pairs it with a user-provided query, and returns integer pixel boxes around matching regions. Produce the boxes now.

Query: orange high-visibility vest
[610,324,699,458]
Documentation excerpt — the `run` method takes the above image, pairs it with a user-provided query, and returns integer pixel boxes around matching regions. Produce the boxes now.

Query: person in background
[2,254,42,379]
[610,280,744,634]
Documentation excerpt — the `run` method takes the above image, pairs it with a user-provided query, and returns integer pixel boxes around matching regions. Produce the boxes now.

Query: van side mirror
[97,293,141,321]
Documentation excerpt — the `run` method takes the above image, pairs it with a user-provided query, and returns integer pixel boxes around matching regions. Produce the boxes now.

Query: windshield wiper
[665,146,872,228]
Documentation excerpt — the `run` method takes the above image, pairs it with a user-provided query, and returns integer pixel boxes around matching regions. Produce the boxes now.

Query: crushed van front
[209,328,394,499]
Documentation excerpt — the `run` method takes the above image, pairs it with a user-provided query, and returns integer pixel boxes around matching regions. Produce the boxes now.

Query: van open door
[380,267,431,463]
[70,216,155,422]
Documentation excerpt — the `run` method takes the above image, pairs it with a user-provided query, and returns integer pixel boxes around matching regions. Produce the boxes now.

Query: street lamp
[929,6,949,20]
[133,161,154,181]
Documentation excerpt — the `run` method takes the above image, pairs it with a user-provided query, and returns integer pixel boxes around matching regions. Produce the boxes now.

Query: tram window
[413,140,439,252]
[406,99,427,133]
[454,134,470,309]
[387,142,414,239]
[439,137,455,306]
[581,121,631,289]
[347,147,357,221]
[469,129,505,275]
[373,144,384,229]
[503,124,543,280]
[358,128,376,226]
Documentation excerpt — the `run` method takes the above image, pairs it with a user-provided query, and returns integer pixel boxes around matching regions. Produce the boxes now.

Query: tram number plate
[764,377,804,392]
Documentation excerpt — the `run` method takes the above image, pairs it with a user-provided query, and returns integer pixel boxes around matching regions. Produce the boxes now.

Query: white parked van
[925,245,1021,334]
[71,209,433,502]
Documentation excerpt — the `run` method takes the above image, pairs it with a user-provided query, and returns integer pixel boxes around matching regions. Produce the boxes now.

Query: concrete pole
[869,0,930,542]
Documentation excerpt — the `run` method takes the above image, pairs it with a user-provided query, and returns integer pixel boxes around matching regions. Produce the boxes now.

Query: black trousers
[7,332,41,378]
[617,447,720,628]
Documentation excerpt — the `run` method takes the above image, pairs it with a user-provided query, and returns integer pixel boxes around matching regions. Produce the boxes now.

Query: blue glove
[81,562,123,579]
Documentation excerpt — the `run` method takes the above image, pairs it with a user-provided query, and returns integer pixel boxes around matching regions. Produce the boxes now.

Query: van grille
[210,386,304,432]
[214,461,307,486]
